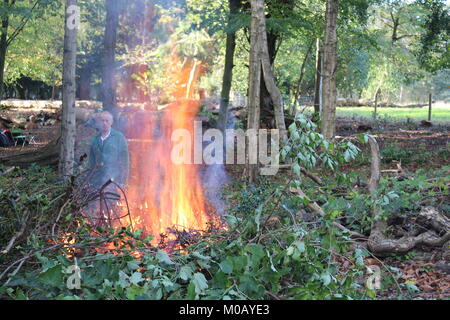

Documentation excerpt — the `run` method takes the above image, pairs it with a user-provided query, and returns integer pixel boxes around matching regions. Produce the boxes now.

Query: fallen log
[0,116,25,129]
[0,135,60,167]
[415,207,450,236]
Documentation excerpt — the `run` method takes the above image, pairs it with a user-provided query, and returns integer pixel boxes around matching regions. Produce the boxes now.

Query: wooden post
[428,93,432,121]
[374,88,380,119]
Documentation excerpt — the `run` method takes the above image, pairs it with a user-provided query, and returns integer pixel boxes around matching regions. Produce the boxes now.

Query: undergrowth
[0,115,448,300]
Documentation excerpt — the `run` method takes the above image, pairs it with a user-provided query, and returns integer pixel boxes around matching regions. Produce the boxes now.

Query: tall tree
[247,0,262,183]
[59,0,78,177]
[0,0,47,99]
[321,0,338,140]
[217,0,242,134]
[259,0,294,129]
[247,0,287,182]
[102,0,120,110]
[313,38,322,121]
[259,3,287,143]
[0,0,14,99]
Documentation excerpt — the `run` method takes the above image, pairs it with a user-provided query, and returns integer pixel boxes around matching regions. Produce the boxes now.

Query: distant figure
[88,111,129,190]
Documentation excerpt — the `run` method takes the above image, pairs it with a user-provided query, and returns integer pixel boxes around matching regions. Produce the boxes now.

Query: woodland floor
[340,119,450,299]
[224,117,450,300]
[0,109,449,299]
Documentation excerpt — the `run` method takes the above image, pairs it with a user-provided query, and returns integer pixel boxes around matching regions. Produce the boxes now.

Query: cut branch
[290,187,366,239]
[1,210,29,255]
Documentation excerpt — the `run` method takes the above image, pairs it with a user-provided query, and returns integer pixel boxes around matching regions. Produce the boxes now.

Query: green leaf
[320,273,332,286]
[192,272,208,294]
[365,288,376,299]
[130,272,144,285]
[288,122,297,133]
[344,150,352,162]
[126,285,145,300]
[179,265,194,281]
[117,271,130,288]
[292,163,301,176]
[38,264,63,288]
[127,260,141,271]
[187,282,196,299]
[156,250,174,265]
[224,215,238,228]
[219,260,233,274]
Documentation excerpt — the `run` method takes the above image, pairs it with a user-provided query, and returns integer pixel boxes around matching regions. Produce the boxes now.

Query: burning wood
[80,51,223,246]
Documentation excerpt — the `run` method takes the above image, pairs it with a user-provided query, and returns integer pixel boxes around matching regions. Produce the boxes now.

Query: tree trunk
[313,38,322,121]
[258,0,294,129]
[259,33,277,128]
[0,0,12,100]
[218,0,241,134]
[51,86,57,100]
[102,0,120,111]
[78,67,92,100]
[247,0,263,183]
[292,40,314,115]
[59,0,78,178]
[374,87,380,119]
[321,0,338,140]
[258,8,287,142]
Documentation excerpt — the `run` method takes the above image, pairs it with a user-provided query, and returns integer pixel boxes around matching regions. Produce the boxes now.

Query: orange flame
[116,51,211,244]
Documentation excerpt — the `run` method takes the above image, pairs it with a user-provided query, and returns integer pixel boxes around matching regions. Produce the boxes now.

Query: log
[416,207,450,236]
[0,136,60,167]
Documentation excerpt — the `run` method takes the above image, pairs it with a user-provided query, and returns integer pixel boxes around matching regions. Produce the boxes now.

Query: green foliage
[415,0,450,72]
[0,165,375,300]
[0,164,64,255]
[0,214,368,300]
[281,113,362,173]
[3,145,446,300]
[381,142,414,164]
[4,0,64,85]
[320,165,450,234]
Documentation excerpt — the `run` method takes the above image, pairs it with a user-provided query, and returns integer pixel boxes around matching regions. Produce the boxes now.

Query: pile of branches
[0,167,152,287]
[365,137,450,256]
[289,136,450,258]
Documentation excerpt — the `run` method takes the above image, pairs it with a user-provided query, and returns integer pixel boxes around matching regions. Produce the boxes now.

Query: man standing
[88,111,129,189]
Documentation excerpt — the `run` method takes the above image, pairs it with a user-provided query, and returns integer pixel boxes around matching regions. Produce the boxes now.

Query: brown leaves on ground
[397,260,450,299]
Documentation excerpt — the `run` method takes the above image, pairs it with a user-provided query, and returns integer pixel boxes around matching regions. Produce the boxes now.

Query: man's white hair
[100,110,114,122]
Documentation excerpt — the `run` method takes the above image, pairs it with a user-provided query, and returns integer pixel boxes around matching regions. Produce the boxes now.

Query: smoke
[202,163,229,216]
[201,111,237,216]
